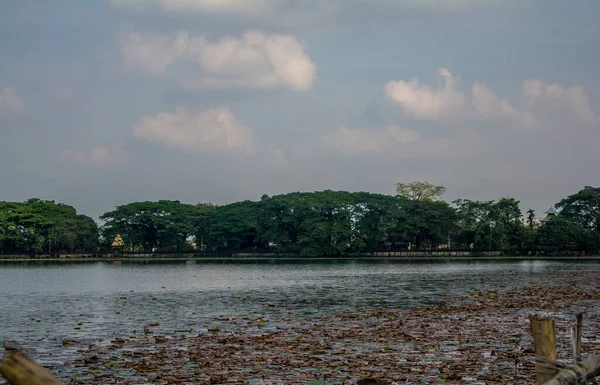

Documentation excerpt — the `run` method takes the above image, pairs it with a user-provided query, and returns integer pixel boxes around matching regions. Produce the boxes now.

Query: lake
[0,258,597,369]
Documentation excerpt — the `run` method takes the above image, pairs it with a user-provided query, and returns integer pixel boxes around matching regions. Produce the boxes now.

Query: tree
[0,199,98,254]
[201,201,261,251]
[6,187,600,257]
[353,193,402,250]
[537,217,581,254]
[256,193,311,252]
[72,215,99,252]
[296,191,356,256]
[395,181,447,201]
[193,203,216,251]
[557,186,600,232]
[452,198,525,252]
[402,198,456,249]
[491,198,525,252]
[100,200,201,252]
[526,209,536,229]
[0,202,22,252]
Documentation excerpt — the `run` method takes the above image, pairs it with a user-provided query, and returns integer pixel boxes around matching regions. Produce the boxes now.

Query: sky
[1,0,599,219]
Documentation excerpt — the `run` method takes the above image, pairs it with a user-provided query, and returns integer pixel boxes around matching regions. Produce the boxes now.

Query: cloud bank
[58,145,132,167]
[133,106,256,156]
[120,28,316,91]
[384,68,596,130]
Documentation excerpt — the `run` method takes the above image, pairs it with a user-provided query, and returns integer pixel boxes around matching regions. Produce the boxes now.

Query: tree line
[0,199,98,254]
[1,183,599,256]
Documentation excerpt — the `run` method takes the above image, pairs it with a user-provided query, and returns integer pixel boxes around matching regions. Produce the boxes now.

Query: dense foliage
[0,199,98,254]
[2,184,599,255]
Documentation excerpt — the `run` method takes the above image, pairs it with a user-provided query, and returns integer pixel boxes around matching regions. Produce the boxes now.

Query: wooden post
[541,354,600,385]
[571,313,584,364]
[0,351,64,385]
[530,316,558,385]
[575,312,583,364]
[571,325,578,365]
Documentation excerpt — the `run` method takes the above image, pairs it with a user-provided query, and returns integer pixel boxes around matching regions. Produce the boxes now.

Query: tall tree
[402,198,456,249]
[296,190,357,256]
[256,193,310,252]
[453,198,525,252]
[0,199,98,253]
[201,201,261,251]
[537,217,581,254]
[395,181,447,201]
[100,200,201,252]
[557,186,600,232]
[353,193,401,250]
[193,203,216,251]
[526,209,536,229]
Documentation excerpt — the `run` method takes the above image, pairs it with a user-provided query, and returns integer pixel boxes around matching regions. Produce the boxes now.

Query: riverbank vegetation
[0,199,98,254]
[1,184,599,256]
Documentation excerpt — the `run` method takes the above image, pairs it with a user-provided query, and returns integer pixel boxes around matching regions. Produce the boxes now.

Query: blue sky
[1,0,599,219]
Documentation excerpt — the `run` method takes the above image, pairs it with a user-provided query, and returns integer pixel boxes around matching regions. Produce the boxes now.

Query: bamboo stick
[575,312,583,364]
[571,325,577,364]
[0,351,63,385]
[529,316,558,384]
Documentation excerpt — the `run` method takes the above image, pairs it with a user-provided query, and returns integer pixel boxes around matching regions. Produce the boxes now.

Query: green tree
[101,200,201,252]
[402,198,456,249]
[296,191,356,256]
[256,193,309,252]
[0,199,98,254]
[537,216,580,254]
[353,193,401,250]
[453,198,525,252]
[557,186,600,232]
[526,209,536,229]
[395,181,447,201]
[201,201,261,251]
[193,203,216,251]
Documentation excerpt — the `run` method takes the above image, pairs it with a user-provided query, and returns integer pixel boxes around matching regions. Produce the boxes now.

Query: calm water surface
[0,259,596,364]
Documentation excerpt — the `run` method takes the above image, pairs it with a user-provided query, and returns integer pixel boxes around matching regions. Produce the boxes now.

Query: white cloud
[111,0,265,14]
[134,106,256,155]
[385,68,465,121]
[185,31,315,91]
[522,80,596,124]
[120,28,316,91]
[471,83,536,130]
[120,28,189,76]
[58,145,132,167]
[322,125,422,157]
[0,88,24,114]
[385,69,596,129]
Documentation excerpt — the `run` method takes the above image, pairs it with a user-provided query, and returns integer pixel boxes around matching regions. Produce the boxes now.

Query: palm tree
[527,209,535,229]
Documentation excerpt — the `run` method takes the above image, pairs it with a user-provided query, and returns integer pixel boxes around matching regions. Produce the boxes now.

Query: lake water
[0,258,597,367]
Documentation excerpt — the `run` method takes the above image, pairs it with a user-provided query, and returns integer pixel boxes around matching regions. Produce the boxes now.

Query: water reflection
[518,259,549,273]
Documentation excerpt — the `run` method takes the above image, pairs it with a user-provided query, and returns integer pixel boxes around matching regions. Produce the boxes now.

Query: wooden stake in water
[541,354,600,385]
[571,312,584,364]
[0,351,63,385]
[529,316,558,385]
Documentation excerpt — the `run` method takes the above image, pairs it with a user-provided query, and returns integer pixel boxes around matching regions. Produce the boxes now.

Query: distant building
[540,206,559,226]
[111,234,124,248]
[521,217,543,227]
